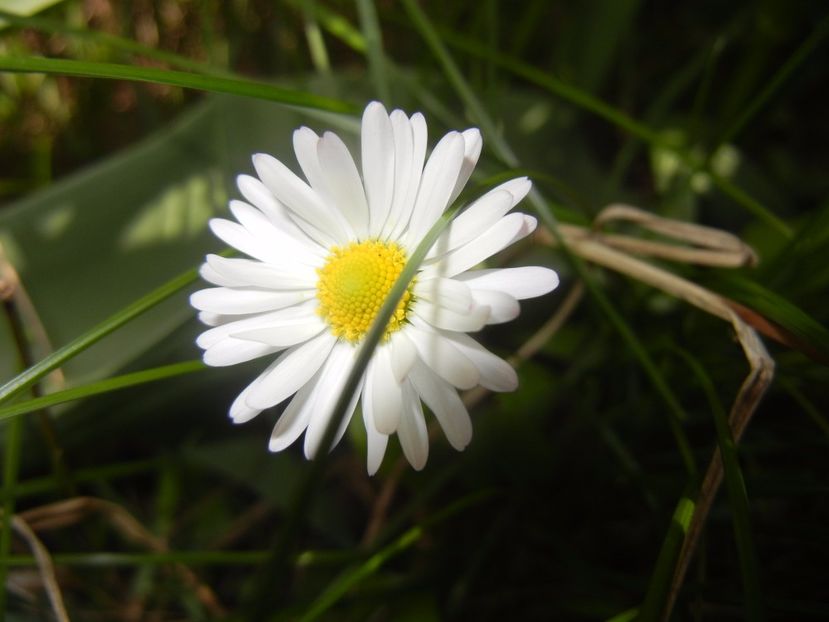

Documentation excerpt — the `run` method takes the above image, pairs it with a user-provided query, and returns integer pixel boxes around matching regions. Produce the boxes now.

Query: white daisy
[190,101,559,474]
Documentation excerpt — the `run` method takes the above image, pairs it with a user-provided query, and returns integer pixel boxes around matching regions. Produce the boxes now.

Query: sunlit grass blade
[0,56,358,114]
[0,9,234,77]
[355,0,390,102]
[676,348,765,622]
[299,0,332,74]
[0,360,206,423]
[0,267,199,406]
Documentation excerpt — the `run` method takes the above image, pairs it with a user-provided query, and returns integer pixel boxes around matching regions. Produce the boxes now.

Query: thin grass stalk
[355,0,390,102]
[0,360,206,423]
[0,56,358,114]
[675,348,765,622]
[244,202,459,618]
[0,267,199,406]
[403,0,697,478]
[0,9,236,77]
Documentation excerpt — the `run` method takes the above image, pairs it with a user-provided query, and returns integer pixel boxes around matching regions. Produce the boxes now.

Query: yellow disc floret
[316,240,414,343]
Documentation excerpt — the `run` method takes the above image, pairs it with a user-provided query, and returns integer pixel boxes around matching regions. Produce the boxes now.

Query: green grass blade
[676,349,765,621]
[0,360,206,423]
[714,15,829,150]
[300,490,496,621]
[401,0,696,477]
[355,0,390,102]
[637,491,696,621]
[245,201,459,618]
[0,9,235,77]
[429,24,792,237]
[0,56,358,113]
[706,273,829,362]
[0,267,199,406]
[299,0,332,74]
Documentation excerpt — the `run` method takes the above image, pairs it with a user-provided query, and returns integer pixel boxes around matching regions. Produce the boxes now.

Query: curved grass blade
[427,22,791,237]
[675,348,764,622]
[0,267,199,406]
[0,56,358,114]
[300,489,497,622]
[244,203,459,618]
[0,9,234,77]
[355,0,390,102]
[0,360,206,423]
[402,0,696,479]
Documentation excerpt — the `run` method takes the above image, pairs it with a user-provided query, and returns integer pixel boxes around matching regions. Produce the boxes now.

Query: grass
[1,1,828,620]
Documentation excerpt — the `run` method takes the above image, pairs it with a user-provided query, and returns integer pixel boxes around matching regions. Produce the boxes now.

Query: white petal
[368,346,404,434]
[384,111,428,241]
[228,201,323,267]
[419,212,526,279]
[440,331,518,392]
[268,377,321,452]
[197,311,224,326]
[203,338,280,367]
[199,262,236,287]
[447,128,482,205]
[196,302,317,348]
[317,131,370,237]
[405,131,466,249]
[229,359,287,423]
[292,127,327,194]
[303,342,362,459]
[413,299,490,332]
[361,102,395,237]
[362,385,389,475]
[237,174,321,250]
[456,266,560,299]
[208,218,284,265]
[511,214,538,245]
[389,330,417,382]
[409,360,472,450]
[205,254,318,290]
[398,380,428,470]
[414,277,474,314]
[246,332,337,409]
[407,323,479,389]
[231,315,326,347]
[471,289,520,324]
[190,287,314,314]
[253,153,350,245]
[424,190,513,260]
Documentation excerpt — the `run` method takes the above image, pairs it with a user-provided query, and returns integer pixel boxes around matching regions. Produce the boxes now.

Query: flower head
[190,102,559,474]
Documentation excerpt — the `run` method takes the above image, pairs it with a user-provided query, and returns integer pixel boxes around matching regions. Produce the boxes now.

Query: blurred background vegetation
[1,0,828,620]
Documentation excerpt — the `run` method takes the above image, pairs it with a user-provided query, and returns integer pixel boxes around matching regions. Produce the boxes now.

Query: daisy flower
[190,101,559,474]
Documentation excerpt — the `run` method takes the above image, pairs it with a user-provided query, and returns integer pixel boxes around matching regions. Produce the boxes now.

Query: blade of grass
[674,348,764,622]
[244,197,460,618]
[299,0,332,74]
[300,489,497,622]
[402,0,697,479]
[0,56,358,114]
[0,9,235,77]
[428,22,792,237]
[0,266,199,406]
[713,15,829,151]
[0,360,206,423]
[355,0,390,102]
[637,491,696,621]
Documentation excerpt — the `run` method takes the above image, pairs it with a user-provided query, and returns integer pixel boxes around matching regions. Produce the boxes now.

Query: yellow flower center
[316,240,414,343]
